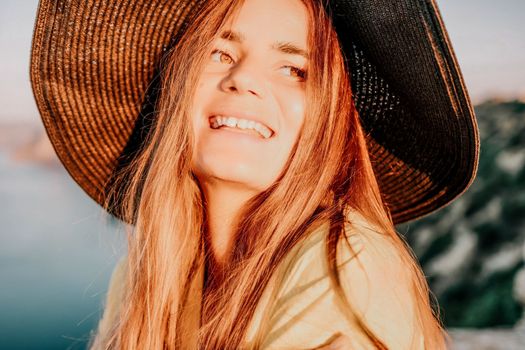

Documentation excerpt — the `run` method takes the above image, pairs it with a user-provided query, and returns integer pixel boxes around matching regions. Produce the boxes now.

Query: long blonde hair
[90,0,450,348]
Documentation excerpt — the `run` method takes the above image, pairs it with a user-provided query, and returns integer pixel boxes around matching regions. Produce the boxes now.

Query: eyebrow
[219,29,309,59]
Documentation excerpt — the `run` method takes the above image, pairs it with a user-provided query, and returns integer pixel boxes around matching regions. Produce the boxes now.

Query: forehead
[222,0,309,48]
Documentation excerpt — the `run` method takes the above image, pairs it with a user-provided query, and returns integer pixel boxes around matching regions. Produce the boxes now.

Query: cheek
[288,98,306,130]
[190,77,214,169]
[278,91,306,146]
[191,78,214,136]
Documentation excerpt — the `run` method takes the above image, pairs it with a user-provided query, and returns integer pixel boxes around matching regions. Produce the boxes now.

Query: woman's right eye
[211,49,234,64]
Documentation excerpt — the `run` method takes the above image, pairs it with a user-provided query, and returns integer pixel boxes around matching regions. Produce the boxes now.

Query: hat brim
[29,0,479,225]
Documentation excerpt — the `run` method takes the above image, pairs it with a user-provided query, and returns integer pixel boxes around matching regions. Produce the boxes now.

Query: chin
[216,167,271,190]
[195,163,273,192]
[191,144,282,190]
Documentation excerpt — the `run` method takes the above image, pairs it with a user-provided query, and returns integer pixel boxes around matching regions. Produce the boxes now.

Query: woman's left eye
[281,66,307,81]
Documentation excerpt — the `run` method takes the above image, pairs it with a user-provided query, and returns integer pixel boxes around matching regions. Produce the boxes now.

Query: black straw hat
[29,0,480,225]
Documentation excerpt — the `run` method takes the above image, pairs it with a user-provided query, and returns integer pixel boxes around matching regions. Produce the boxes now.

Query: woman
[29,0,480,348]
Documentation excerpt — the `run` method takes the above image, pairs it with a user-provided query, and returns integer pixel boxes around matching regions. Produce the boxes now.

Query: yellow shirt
[93,209,425,349]
[241,216,375,349]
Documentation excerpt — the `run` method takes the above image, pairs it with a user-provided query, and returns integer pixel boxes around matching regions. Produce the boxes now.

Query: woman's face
[191,0,309,194]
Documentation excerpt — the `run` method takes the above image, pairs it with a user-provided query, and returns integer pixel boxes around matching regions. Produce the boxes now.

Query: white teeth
[210,115,273,139]
[225,117,236,127]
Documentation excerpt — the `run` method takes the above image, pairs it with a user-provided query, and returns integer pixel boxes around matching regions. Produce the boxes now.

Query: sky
[0,0,524,123]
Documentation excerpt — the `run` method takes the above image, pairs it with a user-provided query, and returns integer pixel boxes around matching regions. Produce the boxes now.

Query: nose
[219,57,265,98]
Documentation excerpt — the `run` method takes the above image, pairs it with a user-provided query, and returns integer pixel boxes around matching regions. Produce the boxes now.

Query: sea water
[0,151,126,350]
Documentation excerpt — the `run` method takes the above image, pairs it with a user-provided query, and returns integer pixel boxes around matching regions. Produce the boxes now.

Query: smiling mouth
[208,115,274,139]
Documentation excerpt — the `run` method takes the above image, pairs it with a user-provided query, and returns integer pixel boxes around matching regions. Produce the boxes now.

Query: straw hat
[29,0,480,225]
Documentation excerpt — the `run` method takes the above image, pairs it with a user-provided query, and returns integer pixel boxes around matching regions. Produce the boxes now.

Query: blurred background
[1,0,524,349]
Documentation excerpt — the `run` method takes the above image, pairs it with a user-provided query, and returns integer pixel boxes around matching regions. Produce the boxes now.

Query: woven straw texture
[29,0,480,225]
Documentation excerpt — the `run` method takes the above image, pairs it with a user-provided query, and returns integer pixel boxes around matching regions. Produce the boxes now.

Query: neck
[201,179,257,273]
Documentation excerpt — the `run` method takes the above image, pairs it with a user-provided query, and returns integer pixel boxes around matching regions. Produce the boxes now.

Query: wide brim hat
[29,0,480,225]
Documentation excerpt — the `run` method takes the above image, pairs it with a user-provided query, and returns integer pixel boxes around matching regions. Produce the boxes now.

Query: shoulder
[249,211,426,349]
[337,209,424,349]
[106,254,128,314]
[90,255,128,349]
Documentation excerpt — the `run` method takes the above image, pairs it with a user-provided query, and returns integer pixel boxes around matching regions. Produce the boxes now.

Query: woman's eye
[210,50,306,81]
[211,49,234,64]
[281,66,307,81]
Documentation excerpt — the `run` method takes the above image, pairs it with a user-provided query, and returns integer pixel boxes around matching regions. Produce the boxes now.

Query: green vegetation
[397,100,525,328]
